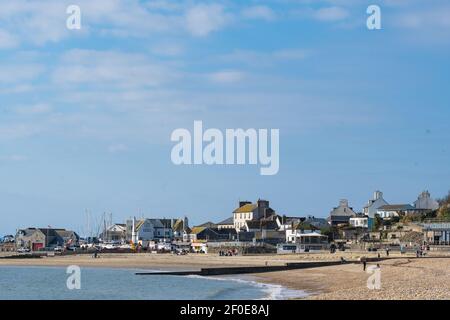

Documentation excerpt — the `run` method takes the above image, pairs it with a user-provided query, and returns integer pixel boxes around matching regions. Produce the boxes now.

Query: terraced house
[15,228,79,251]
[232,199,275,231]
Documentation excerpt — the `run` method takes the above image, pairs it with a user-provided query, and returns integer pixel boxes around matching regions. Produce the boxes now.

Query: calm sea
[0,266,306,300]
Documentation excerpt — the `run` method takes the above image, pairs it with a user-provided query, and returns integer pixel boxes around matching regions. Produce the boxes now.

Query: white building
[376,204,416,219]
[127,218,173,245]
[349,216,369,228]
[363,191,389,219]
[285,221,318,243]
[277,216,304,231]
[232,199,275,231]
[216,217,234,230]
[278,232,328,253]
[99,223,126,243]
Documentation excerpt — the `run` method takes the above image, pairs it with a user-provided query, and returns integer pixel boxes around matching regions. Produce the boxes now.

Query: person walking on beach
[385,248,390,257]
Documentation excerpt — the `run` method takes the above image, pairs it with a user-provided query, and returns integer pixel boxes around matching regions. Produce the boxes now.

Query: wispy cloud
[217,48,309,68]
[13,103,52,115]
[52,49,178,88]
[185,4,231,37]
[0,154,28,162]
[387,4,450,44]
[241,5,276,21]
[0,29,18,49]
[208,70,245,84]
[0,64,44,84]
[108,143,128,153]
[313,6,349,22]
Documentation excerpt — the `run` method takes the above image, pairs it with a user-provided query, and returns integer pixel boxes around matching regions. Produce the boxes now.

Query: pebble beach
[1,251,449,300]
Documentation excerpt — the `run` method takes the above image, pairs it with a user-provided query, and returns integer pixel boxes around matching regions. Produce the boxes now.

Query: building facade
[363,190,389,218]
[349,216,369,228]
[233,199,275,231]
[377,204,416,219]
[15,228,79,251]
[328,199,357,226]
[414,191,439,211]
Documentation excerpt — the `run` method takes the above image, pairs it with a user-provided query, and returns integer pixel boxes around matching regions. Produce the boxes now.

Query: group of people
[219,249,238,256]
[416,245,428,257]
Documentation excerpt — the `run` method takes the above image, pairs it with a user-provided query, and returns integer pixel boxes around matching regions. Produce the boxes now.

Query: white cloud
[0,123,42,140]
[0,29,19,48]
[14,103,52,115]
[390,5,450,44]
[108,143,128,153]
[185,4,230,37]
[314,6,349,22]
[0,0,233,46]
[218,48,308,68]
[52,49,178,88]
[150,42,185,57]
[241,6,276,21]
[208,70,245,84]
[0,64,44,83]
[0,154,28,162]
[395,7,450,29]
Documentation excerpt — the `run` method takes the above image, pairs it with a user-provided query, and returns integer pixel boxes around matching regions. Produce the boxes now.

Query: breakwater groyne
[135,260,353,276]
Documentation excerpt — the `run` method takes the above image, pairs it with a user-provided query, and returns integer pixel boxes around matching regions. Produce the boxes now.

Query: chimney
[257,199,269,209]
[256,199,270,220]
[339,199,348,207]
[374,191,383,200]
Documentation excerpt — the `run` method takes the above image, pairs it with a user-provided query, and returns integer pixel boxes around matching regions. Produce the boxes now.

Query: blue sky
[1,0,450,235]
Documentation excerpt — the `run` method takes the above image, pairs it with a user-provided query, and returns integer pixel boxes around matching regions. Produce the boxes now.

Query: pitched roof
[246,220,278,230]
[217,217,234,225]
[55,230,79,239]
[172,219,184,232]
[135,219,164,231]
[292,222,318,231]
[378,204,415,211]
[18,228,43,237]
[135,220,145,231]
[190,227,206,235]
[233,203,257,213]
[159,219,173,229]
[330,205,356,217]
[197,221,217,228]
[280,216,305,224]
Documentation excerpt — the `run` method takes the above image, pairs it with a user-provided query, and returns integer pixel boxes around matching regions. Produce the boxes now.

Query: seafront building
[376,204,417,219]
[422,222,450,245]
[4,189,449,254]
[232,199,275,231]
[349,215,369,228]
[126,217,188,246]
[99,223,126,243]
[328,199,357,226]
[216,217,234,230]
[15,228,79,251]
[414,191,439,211]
